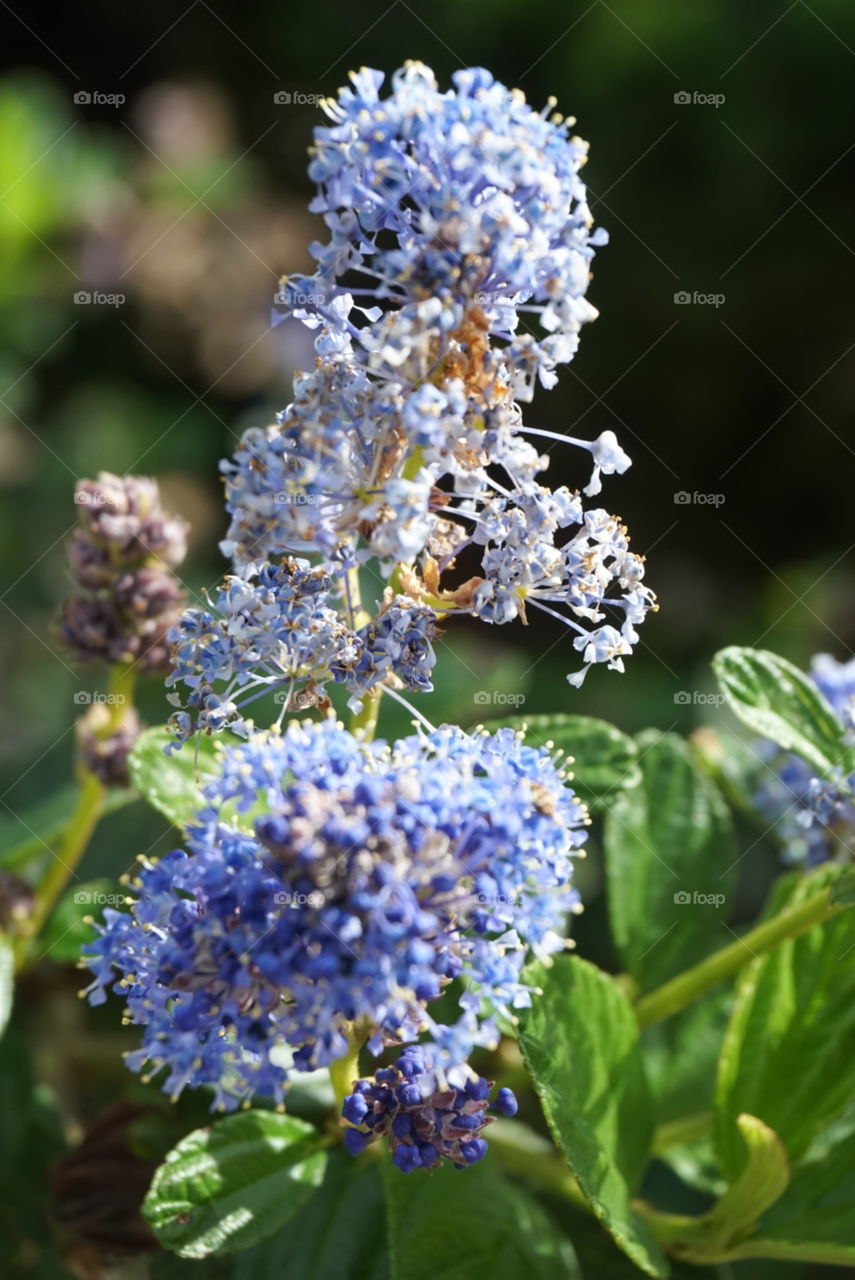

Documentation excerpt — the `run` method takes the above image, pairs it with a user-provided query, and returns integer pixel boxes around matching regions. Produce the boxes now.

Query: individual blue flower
[83,719,587,1108]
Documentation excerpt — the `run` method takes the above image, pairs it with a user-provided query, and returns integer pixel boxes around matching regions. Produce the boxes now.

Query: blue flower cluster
[84,720,587,1109]
[166,559,436,742]
[165,62,655,738]
[342,1047,518,1172]
[755,653,855,864]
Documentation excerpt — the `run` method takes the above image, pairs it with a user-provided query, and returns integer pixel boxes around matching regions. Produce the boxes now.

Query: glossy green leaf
[478,713,640,811]
[519,955,669,1277]
[715,868,855,1181]
[605,731,738,990]
[235,1152,387,1280]
[128,727,235,831]
[383,1154,579,1279]
[746,1131,855,1262]
[712,646,851,777]
[143,1111,328,1259]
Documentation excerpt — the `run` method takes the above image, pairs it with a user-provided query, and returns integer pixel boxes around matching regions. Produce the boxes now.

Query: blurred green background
[1,1,855,1275]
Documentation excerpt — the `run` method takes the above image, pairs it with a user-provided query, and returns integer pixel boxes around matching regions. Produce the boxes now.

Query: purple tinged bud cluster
[342,1048,518,1172]
[60,473,188,676]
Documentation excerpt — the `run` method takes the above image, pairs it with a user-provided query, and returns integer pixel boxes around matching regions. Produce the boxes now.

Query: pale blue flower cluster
[183,60,656,737]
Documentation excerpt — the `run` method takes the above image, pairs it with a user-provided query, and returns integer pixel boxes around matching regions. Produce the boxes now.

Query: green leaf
[0,935,13,1039]
[519,954,669,1277]
[478,713,640,811]
[235,1151,387,1280]
[712,646,851,777]
[128,727,236,831]
[605,731,738,991]
[383,1154,579,1279]
[142,1111,328,1259]
[645,990,731,1128]
[748,1131,855,1261]
[714,867,855,1181]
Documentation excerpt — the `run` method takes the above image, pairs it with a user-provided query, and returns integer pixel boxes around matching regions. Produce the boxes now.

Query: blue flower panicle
[170,61,658,715]
[82,720,586,1112]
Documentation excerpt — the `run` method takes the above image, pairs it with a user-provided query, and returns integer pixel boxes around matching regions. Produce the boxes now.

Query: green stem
[349,687,383,743]
[652,1110,711,1154]
[724,1239,855,1265]
[14,772,106,970]
[14,665,136,971]
[328,1022,369,1110]
[635,885,840,1028]
[343,566,385,743]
